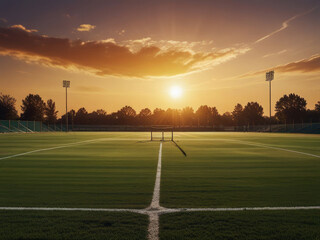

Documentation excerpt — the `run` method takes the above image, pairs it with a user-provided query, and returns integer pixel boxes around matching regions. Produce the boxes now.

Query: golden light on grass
[170,86,183,99]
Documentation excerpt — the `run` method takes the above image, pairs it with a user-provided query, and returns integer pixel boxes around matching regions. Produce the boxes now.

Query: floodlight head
[63,80,70,88]
[266,71,274,81]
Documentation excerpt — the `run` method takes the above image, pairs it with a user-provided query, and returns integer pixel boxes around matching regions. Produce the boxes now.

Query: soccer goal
[150,126,174,141]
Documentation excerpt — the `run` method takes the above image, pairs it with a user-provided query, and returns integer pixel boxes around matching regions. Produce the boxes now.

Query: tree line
[1,92,319,127]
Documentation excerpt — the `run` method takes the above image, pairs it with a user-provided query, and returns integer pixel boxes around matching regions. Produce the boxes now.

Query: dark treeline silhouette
[1,92,320,127]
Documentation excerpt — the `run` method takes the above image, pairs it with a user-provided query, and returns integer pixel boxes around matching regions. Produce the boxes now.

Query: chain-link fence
[0,120,67,133]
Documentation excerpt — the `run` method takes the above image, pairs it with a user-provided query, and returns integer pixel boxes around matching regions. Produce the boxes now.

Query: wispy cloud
[0,18,7,23]
[77,24,96,32]
[263,49,287,58]
[0,25,249,78]
[241,54,320,78]
[255,6,318,43]
[11,24,38,33]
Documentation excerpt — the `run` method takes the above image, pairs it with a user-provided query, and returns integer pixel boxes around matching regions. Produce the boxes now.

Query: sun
[170,86,183,99]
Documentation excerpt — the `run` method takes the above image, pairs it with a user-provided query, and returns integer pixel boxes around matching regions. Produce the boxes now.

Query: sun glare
[170,86,183,99]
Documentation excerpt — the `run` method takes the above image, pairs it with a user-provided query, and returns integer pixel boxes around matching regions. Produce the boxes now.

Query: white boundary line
[180,138,320,158]
[147,142,163,240]
[148,142,162,210]
[0,138,146,161]
[0,139,104,161]
[1,206,320,213]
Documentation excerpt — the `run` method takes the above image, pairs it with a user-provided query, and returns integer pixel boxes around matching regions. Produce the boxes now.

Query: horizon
[1,0,320,117]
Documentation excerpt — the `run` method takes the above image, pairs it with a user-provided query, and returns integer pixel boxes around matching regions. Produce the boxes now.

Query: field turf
[161,132,320,208]
[0,132,319,239]
[160,210,320,240]
[0,132,158,208]
[0,211,148,240]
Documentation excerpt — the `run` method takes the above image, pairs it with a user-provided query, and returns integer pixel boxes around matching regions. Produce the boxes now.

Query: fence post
[8,120,10,131]
[34,120,36,131]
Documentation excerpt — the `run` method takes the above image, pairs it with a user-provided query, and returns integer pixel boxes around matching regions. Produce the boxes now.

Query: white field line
[179,206,320,212]
[148,142,163,210]
[180,138,320,158]
[0,139,104,161]
[0,207,144,214]
[0,138,146,161]
[147,142,163,240]
[1,206,320,213]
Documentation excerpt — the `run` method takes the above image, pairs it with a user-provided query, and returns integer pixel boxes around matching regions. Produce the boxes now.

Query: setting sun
[170,86,183,99]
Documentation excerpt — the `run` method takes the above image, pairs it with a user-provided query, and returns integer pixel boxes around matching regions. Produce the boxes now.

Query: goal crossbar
[150,126,174,141]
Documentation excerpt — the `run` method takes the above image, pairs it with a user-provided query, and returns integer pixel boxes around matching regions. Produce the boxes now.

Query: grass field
[0,132,319,239]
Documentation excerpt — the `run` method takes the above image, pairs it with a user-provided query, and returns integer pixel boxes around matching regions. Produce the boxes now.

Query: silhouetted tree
[210,107,220,126]
[220,112,233,126]
[75,107,88,124]
[45,99,58,123]
[315,101,320,112]
[0,93,18,120]
[21,94,46,121]
[243,102,264,125]
[275,93,307,123]
[152,108,165,125]
[181,107,195,126]
[138,108,152,125]
[117,106,136,124]
[232,103,244,126]
[196,105,211,126]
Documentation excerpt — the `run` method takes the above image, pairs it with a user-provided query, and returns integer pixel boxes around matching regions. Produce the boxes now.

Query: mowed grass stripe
[0,211,148,240]
[161,133,320,208]
[160,210,320,240]
[0,133,158,208]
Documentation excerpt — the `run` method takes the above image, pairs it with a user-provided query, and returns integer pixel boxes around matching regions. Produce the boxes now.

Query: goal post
[150,125,174,141]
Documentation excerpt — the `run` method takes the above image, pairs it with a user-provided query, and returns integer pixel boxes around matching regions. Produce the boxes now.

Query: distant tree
[75,107,88,124]
[315,101,320,112]
[275,93,307,123]
[220,112,233,126]
[88,109,107,124]
[138,108,152,125]
[117,106,136,124]
[243,102,264,125]
[195,105,211,126]
[210,107,220,126]
[45,99,58,123]
[152,108,166,125]
[96,109,107,116]
[0,93,18,120]
[181,107,195,126]
[21,94,46,121]
[232,103,244,126]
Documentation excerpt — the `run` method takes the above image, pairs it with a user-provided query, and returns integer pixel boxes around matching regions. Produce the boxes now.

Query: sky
[0,0,319,116]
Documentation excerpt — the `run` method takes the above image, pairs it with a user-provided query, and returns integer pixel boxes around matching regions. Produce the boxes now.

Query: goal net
[150,126,174,141]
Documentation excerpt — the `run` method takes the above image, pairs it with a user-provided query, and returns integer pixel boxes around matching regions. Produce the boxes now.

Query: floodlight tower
[266,71,274,132]
[63,80,70,132]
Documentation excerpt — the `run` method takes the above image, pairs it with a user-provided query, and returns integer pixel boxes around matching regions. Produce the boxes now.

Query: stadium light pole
[63,80,70,132]
[266,71,274,132]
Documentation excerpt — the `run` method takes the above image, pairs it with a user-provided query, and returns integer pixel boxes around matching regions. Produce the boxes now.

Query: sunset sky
[0,0,319,116]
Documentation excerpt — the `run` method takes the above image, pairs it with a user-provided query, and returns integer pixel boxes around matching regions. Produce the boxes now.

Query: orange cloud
[241,54,320,78]
[77,24,96,32]
[0,25,248,78]
[11,24,38,33]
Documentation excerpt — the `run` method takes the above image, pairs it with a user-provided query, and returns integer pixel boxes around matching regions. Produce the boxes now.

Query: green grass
[1,132,320,239]
[0,211,148,240]
[160,210,320,240]
[162,132,320,208]
[0,132,158,208]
